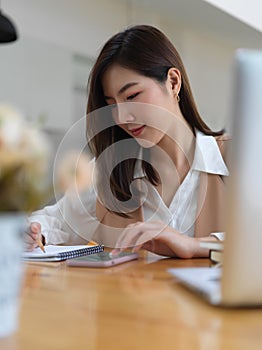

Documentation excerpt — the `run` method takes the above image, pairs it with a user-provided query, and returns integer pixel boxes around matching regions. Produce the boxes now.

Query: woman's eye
[127,92,139,101]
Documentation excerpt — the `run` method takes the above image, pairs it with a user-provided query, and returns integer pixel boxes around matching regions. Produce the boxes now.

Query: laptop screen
[222,49,262,305]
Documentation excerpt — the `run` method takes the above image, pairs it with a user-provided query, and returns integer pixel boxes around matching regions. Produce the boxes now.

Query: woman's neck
[149,117,196,208]
[151,116,195,172]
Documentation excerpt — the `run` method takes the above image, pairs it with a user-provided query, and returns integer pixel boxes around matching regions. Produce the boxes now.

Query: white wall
[4,0,127,58]
[181,29,233,131]
[204,0,262,33]
[0,36,72,130]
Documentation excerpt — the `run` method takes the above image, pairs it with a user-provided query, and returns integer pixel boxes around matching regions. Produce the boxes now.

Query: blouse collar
[133,130,229,179]
[192,131,229,176]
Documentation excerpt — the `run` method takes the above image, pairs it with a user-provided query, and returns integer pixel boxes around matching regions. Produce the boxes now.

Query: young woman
[26,25,229,258]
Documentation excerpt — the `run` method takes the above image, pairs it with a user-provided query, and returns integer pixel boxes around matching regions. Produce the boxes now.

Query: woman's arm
[28,187,100,245]
[112,221,220,258]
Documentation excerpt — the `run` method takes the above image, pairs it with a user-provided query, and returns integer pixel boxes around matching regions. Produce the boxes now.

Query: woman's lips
[129,125,145,137]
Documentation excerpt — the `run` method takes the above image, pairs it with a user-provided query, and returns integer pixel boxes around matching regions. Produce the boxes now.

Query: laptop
[168,49,262,307]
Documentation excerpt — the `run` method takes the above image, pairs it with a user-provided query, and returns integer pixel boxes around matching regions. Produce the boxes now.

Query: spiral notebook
[22,244,104,262]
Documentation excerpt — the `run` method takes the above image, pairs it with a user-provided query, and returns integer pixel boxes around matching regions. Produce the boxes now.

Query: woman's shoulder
[214,132,231,142]
[214,132,231,161]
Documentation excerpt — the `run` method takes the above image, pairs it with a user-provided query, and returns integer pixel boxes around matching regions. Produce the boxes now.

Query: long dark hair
[86,25,223,216]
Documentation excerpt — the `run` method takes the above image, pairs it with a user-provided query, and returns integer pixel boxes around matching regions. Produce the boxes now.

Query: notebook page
[22,245,96,258]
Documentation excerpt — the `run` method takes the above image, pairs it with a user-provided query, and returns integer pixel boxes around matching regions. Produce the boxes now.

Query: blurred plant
[0,103,51,212]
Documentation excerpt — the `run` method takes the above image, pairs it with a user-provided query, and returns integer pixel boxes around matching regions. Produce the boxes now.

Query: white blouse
[29,131,229,245]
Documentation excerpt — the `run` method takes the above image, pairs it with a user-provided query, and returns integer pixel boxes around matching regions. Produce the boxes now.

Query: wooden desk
[2,254,262,350]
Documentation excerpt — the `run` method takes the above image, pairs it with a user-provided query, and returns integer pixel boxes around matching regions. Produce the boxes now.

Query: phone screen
[67,251,138,267]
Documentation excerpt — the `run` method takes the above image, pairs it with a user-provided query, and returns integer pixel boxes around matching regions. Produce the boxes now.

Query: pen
[37,236,46,253]
[88,240,98,246]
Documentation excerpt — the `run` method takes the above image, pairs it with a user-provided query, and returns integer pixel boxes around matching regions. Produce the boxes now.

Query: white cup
[0,214,25,338]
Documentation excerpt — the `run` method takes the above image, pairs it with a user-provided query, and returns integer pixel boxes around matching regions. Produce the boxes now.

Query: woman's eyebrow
[104,82,139,100]
[118,82,139,95]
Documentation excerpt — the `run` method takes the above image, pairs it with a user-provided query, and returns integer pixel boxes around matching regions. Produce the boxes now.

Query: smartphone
[66,251,138,267]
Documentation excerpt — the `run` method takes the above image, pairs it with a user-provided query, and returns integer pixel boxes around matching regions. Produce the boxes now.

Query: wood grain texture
[3,252,262,350]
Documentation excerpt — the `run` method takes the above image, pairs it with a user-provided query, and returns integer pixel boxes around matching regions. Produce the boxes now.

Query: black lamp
[0,6,18,43]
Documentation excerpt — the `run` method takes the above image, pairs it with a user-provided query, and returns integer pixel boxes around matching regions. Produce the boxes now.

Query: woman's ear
[167,68,181,98]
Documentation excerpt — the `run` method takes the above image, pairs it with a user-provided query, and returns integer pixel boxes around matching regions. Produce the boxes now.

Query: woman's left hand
[111,220,200,258]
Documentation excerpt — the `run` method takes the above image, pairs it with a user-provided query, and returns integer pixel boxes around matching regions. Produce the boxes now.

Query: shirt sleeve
[209,232,225,241]
[28,187,100,245]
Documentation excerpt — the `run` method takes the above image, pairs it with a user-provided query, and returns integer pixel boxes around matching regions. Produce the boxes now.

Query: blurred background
[1,0,262,161]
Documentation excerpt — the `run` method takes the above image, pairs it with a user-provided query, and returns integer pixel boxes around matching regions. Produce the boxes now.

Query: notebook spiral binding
[58,245,104,260]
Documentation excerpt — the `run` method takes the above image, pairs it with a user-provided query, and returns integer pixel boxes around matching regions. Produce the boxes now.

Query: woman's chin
[136,138,156,148]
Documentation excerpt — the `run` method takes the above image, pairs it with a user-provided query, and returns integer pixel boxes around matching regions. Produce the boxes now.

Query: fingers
[111,223,143,256]
[31,222,41,234]
[114,222,161,250]
[115,227,142,251]
[24,222,42,251]
[24,235,37,252]
[111,221,168,256]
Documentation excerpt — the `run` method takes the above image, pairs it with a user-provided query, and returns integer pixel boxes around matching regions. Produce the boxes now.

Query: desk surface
[2,253,262,350]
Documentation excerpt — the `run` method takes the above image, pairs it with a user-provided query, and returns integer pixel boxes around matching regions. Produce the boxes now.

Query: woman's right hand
[24,222,43,251]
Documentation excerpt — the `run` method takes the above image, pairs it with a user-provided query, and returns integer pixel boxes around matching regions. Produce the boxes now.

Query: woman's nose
[113,103,135,124]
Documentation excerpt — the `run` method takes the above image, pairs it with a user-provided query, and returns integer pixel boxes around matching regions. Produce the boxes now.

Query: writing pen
[37,236,46,253]
[88,240,99,246]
